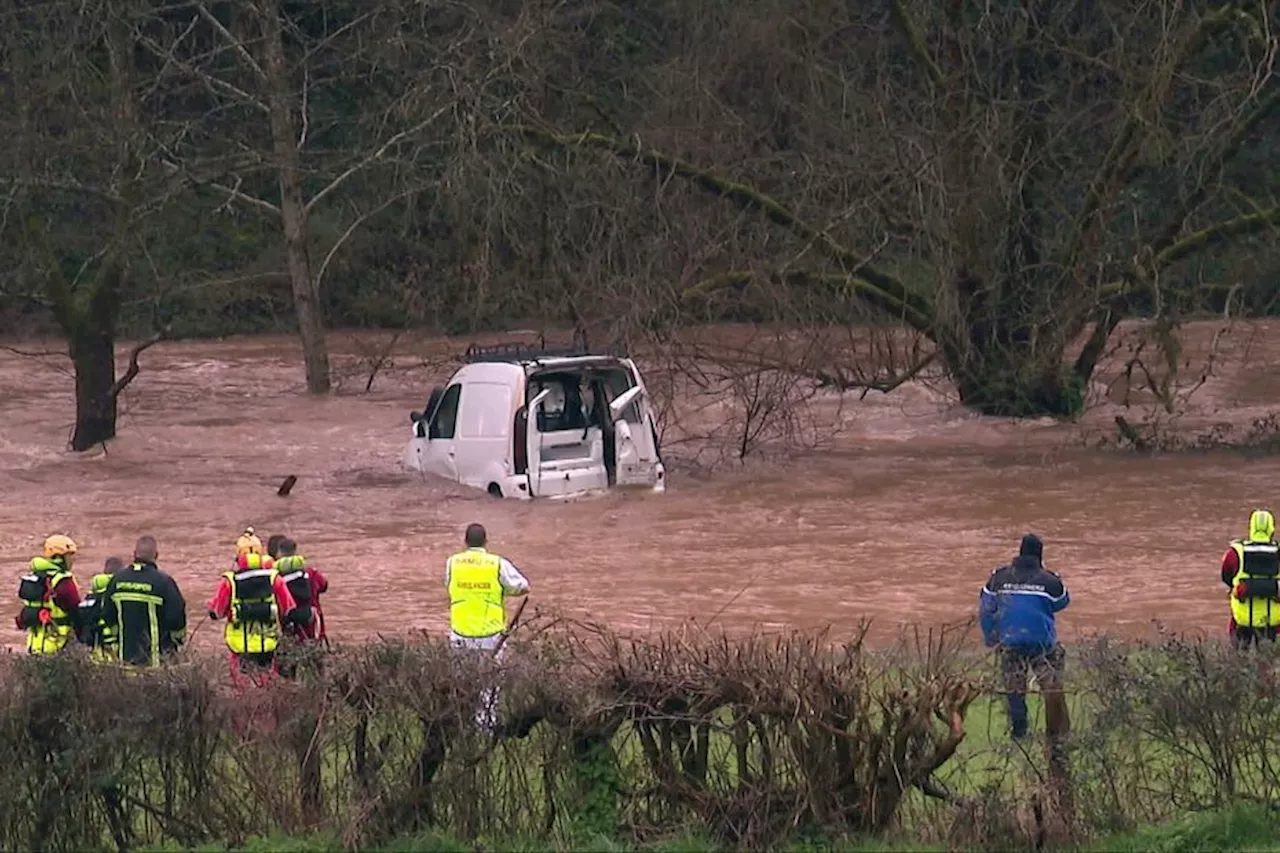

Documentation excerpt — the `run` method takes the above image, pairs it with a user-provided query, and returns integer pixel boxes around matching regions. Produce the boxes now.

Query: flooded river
[1,321,1277,653]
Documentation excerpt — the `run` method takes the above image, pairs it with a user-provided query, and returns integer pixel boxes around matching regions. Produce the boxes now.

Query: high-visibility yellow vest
[223,565,280,655]
[448,549,506,639]
[18,557,76,655]
[1231,539,1280,628]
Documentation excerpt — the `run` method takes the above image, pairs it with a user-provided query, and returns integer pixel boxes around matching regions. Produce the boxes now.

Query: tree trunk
[259,0,330,394]
[68,316,118,452]
[948,348,1081,418]
[941,273,1084,418]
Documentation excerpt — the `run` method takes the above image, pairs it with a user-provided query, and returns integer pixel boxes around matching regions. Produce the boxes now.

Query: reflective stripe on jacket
[223,568,280,655]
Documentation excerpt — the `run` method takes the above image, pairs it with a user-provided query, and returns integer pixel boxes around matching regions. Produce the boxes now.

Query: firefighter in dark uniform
[99,537,188,668]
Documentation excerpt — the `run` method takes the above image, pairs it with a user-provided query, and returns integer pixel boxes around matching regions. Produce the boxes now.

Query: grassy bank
[146,804,1280,852]
[4,623,1280,852]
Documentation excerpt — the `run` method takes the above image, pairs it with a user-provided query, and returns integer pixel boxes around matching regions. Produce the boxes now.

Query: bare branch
[0,344,66,359]
[159,160,281,217]
[108,330,166,400]
[1154,205,1280,268]
[1057,4,1244,279]
[681,268,925,327]
[1149,85,1280,257]
[136,33,270,114]
[889,0,944,89]
[314,185,436,290]
[304,103,455,215]
[512,127,930,328]
[196,1,266,80]
[297,61,309,149]
[0,178,126,206]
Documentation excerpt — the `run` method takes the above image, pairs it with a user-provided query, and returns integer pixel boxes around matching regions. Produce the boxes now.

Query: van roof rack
[462,336,626,364]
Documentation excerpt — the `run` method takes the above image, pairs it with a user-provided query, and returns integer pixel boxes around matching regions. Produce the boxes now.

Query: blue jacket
[978,555,1070,652]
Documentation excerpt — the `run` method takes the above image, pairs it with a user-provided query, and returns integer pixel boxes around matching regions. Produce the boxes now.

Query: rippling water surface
[1,321,1277,652]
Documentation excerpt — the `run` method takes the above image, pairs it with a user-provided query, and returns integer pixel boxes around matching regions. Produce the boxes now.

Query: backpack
[16,573,49,630]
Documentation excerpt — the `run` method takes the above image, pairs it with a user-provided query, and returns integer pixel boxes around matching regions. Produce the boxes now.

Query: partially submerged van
[404,341,666,499]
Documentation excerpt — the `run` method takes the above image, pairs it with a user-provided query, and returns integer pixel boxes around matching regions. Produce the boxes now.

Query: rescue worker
[76,556,124,661]
[266,534,286,560]
[208,530,296,682]
[978,533,1070,740]
[275,537,328,644]
[16,534,82,655]
[235,527,272,568]
[446,523,529,730]
[275,536,329,678]
[99,537,188,668]
[1221,509,1280,649]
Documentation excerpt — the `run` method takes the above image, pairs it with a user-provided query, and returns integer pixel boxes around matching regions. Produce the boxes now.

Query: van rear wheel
[487,483,503,498]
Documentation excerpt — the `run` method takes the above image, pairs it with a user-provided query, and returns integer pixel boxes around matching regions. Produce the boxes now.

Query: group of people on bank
[17,527,329,681]
[21,506,1280,740]
[15,521,529,687]
[978,508,1280,739]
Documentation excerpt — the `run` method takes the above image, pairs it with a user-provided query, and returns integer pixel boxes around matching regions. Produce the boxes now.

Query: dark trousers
[999,645,1065,739]
[236,651,276,672]
[1232,623,1279,650]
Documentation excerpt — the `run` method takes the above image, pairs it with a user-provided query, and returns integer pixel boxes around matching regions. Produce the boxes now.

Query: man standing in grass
[978,533,1070,740]
[447,523,529,731]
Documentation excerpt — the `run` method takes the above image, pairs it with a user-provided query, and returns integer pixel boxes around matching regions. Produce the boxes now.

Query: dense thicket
[3,629,1279,852]
[2,0,1279,429]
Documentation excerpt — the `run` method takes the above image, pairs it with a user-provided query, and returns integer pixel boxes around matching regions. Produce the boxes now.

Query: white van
[403,342,666,499]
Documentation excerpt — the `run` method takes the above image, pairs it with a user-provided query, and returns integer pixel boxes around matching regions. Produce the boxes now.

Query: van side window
[429,384,462,439]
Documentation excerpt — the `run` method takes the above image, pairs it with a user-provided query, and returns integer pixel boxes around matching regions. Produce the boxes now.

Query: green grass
[143,806,1280,853]
[140,832,943,852]
[1087,804,1280,852]
[24,638,1280,852]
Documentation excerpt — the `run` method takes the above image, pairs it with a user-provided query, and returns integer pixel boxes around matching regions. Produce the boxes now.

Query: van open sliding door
[524,387,610,498]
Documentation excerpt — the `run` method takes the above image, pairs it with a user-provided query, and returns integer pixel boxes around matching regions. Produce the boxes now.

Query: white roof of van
[524,354,628,369]
[460,343,629,370]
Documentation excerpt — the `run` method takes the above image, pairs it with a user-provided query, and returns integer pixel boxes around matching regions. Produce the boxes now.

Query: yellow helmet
[42,534,78,559]
[1250,510,1276,542]
[235,527,264,556]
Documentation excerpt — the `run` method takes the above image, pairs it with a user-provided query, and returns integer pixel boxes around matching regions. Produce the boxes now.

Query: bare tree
[256,0,328,393]
[505,0,1280,419]
[139,0,525,393]
[0,4,205,450]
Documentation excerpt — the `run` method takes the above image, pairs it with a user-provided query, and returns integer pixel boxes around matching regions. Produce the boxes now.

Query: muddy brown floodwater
[1,320,1279,655]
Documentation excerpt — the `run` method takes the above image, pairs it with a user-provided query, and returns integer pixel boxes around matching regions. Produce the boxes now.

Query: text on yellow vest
[448,548,506,638]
